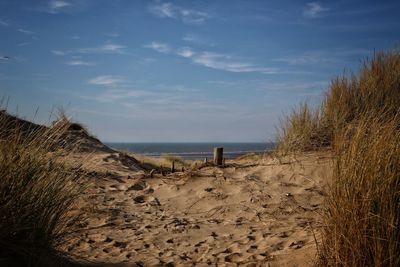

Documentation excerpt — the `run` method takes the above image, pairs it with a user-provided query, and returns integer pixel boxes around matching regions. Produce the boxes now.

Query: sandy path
[63,152,332,266]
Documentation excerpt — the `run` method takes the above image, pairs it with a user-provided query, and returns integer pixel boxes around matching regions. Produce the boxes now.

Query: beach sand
[61,149,333,267]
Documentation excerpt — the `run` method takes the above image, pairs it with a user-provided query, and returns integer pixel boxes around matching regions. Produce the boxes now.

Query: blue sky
[0,0,399,142]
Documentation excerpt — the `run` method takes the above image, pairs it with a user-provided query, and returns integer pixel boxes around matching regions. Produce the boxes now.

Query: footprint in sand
[128,182,146,191]
[133,195,146,204]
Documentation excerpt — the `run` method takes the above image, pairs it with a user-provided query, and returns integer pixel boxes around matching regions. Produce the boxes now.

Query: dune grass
[277,50,400,153]
[0,111,83,265]
[319,115,400,266]
[276,50,400,266]
[276,103,328,152]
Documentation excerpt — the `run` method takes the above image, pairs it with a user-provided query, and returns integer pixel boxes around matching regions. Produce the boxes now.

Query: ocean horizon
[106,142,275,160]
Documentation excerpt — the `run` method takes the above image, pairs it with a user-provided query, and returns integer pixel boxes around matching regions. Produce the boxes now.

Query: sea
[106,142,275,160]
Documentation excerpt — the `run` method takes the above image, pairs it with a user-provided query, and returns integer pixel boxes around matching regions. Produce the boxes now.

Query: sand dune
[62,151,333,266]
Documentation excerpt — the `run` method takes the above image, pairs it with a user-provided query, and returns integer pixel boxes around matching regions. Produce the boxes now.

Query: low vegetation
[277,50,400,266]
[0,111,83,266]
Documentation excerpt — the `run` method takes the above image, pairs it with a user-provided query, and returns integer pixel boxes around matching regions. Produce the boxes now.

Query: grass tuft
[0,110,83,265]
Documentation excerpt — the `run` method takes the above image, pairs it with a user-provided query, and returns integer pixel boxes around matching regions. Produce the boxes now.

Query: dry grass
[0,111,83,265]
[277,50,400,153]
[319,116,400,266]
[276,49,400,266]
[276,103,329,153]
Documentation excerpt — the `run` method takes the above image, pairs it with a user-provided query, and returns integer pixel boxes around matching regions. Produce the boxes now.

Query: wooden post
[171,161,175,173]
[204,157,207,163]
[160,165,165,176]
[214,147,223,166]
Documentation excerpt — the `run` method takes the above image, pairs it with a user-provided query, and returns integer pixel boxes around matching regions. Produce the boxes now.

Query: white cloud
[175,49,277,74]
[88,75,124,86]
[149,2,208,25]
[79,43,126,54]
[144,42,170,53]
[150,3,177,18]
[180,9,208,25]
[65,60,95,66]
[303,2,329,18]
[144,41,276,74]
[51,43,126,56]
[177,47,194,58]
[191,52,277,73]
[49,0,71,14]
[18,28,35,35]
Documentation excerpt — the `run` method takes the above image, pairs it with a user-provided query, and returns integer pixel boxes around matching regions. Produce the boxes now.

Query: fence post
[214,147,223,166]
[171,161,175,173]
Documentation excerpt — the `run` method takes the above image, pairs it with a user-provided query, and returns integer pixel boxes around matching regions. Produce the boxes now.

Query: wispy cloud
[276,49,371,65]
[88,75,124,87]
[189,52,277,73]
[17,42,31,47]
[264,81,329,92]
[65,60,95,66]
[277,51,334,65]
[18,28,35,35]
[79,43,126,54]
[182,34,215,46]
[91,88,159,103]
[0,56,10,61]
[0,20,9,27]
[50,43,126,57]
[175,47,277,74]
[176,47,194,58]
[146,41,277,74]
[144,42,170,53]
[303,2,329,18]
[48,0,71,14]
[150,3,176,18]
[51,50,67,56]
[149,2,208,25]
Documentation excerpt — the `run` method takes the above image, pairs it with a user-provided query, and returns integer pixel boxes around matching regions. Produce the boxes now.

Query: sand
[62,151,333,267]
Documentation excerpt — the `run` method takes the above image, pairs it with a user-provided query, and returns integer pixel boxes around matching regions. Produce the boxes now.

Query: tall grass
[277,50,400,152]
[319,116,400,266]
[276,103,328,152]
[0,111,82,265]
[276,49,400,266]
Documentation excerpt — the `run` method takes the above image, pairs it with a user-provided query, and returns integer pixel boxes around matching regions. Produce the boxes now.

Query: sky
[0,0,399,142]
